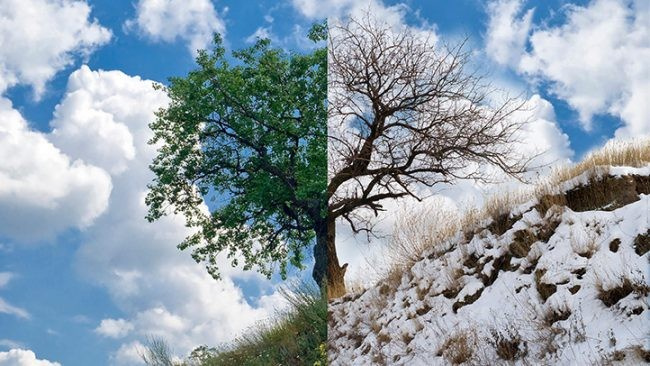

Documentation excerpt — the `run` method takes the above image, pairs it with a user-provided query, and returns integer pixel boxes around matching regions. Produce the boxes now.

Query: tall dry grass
[389,200,461,267]
[381,138,650,283]
[548,138,650,185]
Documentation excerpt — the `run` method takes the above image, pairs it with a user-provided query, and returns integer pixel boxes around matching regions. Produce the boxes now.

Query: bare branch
[328,15,533,235]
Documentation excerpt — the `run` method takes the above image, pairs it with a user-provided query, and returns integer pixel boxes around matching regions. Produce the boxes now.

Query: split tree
[145,17,530,299]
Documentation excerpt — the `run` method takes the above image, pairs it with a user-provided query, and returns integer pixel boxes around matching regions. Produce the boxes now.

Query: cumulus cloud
[510,94,573,168]
[41,66,284,360]
[125,0,226,54]
[292,0,424,34]
[485,0,534,66]
[95,318,134,339]
[49,65,161,175]
[486,0,649,136]
[0,1,113,243]
[0,97,112,242]
[0,0,111,97]
[0,349,60,366]
[291,0,356,18]
[110,341,145,366]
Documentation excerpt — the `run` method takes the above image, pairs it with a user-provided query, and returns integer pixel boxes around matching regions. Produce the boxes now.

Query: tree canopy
[146,24,327,283]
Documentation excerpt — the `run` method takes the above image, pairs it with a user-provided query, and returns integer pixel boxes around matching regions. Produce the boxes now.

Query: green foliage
[142,283,328,366]
[204,283,327,365]
[313,343,327,366]
[146,23,327,280]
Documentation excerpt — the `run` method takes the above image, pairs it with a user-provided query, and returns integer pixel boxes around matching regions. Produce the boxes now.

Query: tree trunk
[326,217,347,298]
[312,219,327,290]
[313,217,347,299]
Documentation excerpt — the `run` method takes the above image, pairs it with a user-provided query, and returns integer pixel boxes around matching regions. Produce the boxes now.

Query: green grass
[142,283,327,366]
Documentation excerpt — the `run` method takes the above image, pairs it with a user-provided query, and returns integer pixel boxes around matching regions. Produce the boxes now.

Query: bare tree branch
[328,15,533,236]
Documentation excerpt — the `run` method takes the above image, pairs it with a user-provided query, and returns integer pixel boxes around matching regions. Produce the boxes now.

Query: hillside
[140,284,327,366]
[328,145,650,365]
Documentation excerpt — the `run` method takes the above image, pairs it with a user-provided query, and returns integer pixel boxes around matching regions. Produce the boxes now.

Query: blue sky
[0,0,647,365]
[409,0,626,157]
[0,1,320,365]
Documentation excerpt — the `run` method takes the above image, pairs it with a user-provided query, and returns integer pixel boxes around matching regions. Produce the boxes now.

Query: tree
[327,16,531,297]
[146,24,328,288]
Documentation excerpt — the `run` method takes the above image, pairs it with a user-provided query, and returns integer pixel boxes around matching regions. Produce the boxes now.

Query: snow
[329,168,650,365]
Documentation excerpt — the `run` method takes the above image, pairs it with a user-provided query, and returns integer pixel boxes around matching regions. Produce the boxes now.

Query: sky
[316,0,649,283]
[0,0,647,365]
[0,0,322,365]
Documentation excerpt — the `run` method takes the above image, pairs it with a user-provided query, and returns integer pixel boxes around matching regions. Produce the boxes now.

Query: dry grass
[634,230,650,256]
[437,328,479,365]
[345,278,367,297]
[548,138,650,185]
[489,325,528,361]
[388,199,460,267]
[141,283,327,366]
[534,268,557,302]
[570,228,601,259]
[480,138,650,233]
[373,138,650,293]
[596,276,650,307]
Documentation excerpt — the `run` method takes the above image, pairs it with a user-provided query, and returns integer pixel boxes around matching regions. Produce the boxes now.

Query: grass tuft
[141,282,326,366]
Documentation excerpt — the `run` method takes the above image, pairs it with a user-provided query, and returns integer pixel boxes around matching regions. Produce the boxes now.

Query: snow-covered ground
[329,166,650,365]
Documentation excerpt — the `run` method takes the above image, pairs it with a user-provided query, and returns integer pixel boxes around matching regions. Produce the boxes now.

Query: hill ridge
[329,165,650,365]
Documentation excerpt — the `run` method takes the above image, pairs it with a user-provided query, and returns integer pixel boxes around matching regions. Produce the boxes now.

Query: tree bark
[313,217,347,298]
[326,217,347,298]
[312,218,327,290]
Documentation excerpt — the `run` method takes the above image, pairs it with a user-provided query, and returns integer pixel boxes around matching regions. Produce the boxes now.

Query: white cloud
[0,339,22,350]
[291,0,408,24]
[0,273,12,288]
[0,2,113,242]
[291,0,356,18]
[125,0,226,54]
[0,0,111,97]
[485,0,534,66]
[95,318,134,339]
[43,66,283,360]
[0,97,112,242]
[486,0,649,136]
[111,341,145,366]
[0,272,28,320]
[257,291,290,313]
[0,349,60,366]
[292,0,417,32]
[0,298,29,319]
[510,94,573,168]
[245,27,273,43]
[49,65,160,175]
